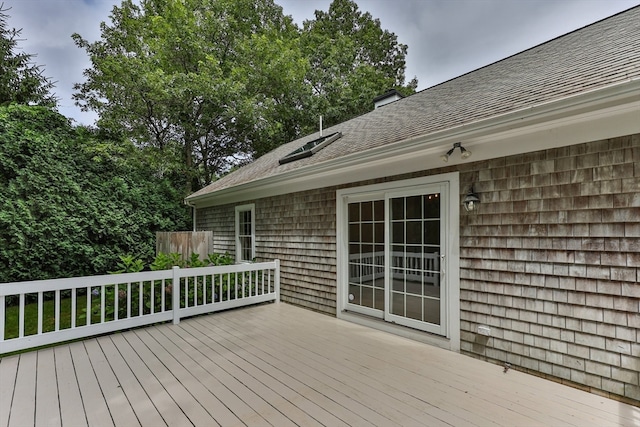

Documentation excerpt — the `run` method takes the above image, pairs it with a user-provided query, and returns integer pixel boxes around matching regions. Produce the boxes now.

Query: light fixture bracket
[441,142,472,163]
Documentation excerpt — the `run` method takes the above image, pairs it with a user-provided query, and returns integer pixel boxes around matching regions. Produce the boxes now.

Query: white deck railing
[0,260,280,354]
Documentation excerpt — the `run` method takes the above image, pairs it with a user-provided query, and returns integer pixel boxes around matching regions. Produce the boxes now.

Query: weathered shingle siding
[197,188,338,314]
[459,134,640,403]
[197,205,235,254]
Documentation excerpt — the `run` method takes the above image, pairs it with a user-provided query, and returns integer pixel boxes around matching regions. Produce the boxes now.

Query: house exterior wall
[196,133,639,403]
[196,188,339,313]
[459,134,640,403]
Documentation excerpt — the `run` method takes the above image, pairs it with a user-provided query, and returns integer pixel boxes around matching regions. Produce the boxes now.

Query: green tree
[72,0,304,191]
[0,4,56,106]
[301,0,417,129]
[0,104,190,282]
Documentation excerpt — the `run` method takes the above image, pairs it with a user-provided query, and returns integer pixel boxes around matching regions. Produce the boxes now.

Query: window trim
[235,204,255,263]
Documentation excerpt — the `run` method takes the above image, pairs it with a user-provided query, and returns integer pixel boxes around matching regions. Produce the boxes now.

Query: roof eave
[187,78,640,208]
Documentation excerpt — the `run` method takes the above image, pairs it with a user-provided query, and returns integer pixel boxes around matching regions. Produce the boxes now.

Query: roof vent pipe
[320,115,323,137]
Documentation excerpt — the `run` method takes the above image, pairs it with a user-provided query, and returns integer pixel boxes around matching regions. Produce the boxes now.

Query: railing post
[172,266,180,325]
[274,259,280,303]
[0,295,4,341]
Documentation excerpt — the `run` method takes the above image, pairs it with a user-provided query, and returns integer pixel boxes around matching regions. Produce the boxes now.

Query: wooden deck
[1,302,638,427]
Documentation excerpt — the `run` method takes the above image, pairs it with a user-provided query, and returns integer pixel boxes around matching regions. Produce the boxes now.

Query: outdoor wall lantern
[463,186,480,212]
[441,142,472,163]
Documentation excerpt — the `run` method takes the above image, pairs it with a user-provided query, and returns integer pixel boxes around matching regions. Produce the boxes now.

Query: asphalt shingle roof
[188,6,640,200]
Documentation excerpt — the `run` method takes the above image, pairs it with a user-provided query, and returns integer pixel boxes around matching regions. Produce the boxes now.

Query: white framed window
[235,204,255,262]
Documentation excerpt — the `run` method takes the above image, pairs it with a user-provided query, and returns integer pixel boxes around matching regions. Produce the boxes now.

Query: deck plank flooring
[35,348,61,427]
[1,302,639,427]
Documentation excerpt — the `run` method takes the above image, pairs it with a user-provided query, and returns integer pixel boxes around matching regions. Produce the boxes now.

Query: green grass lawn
[3,284,171,340]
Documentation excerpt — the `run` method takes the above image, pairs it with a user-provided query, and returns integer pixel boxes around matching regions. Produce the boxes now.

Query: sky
[4,0,640,126]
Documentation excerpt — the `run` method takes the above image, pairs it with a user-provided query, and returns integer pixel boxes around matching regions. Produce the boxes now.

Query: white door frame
[336,172,461,352]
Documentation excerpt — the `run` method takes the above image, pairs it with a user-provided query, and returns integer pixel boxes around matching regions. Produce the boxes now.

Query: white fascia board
[189,79,640,208]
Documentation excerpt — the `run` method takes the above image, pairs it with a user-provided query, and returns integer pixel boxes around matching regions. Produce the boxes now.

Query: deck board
[8,350,36,427]
[247,306,584,426]
[198,313,452,426]
[82,339,140,427]
[2,302,639,427]
[54,345,88,427]
[136,327,242,427]
[96,336,165,427]
[0,355,18,427]
[69,341,114,427]
[34,348,62,427]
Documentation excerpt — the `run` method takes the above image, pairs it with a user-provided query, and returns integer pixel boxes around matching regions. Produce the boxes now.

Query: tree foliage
[0,104,190,282]
[73,0,417,188]
[0,4,56,107]
[300,0,417,129]
[72,0,304,191]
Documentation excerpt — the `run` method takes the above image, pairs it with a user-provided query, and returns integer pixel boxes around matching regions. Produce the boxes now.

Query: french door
[344,182,448,336]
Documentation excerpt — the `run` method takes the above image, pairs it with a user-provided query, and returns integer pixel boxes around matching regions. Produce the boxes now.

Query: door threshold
[338,310,455,352]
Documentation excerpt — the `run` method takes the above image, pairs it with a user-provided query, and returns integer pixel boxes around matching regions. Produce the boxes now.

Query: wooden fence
[156,231,213,261]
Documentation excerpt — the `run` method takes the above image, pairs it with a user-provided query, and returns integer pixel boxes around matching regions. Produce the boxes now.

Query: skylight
[279,132,342,165]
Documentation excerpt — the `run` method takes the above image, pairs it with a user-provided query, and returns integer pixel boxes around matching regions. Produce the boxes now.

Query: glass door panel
[388,192,442,329]
[347,200,385,313]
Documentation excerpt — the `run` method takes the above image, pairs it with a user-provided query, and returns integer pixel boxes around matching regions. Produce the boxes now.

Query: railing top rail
[176,261,278,277]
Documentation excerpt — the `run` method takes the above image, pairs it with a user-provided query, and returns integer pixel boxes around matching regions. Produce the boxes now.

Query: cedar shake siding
[197,188,339,314]
[459,134,640,403]
[197,133,640,403]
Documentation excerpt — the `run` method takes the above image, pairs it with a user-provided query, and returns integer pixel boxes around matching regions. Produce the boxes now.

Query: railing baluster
[114,284,119,321]
[127,282,131,318]
[183,277,188,308]
[203,275,207,305]
[71,290,76,328]
[138,281,143,316]
[55,290,60,331]
[194,276,198,307]
[242,272,245,298]
[100,285,105,324]
[19,294,25,338]
[38,291,43,335]
[86,287,91,326]
[0,295,5,341]
[150,280,155,314]
[161,279,165,312]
